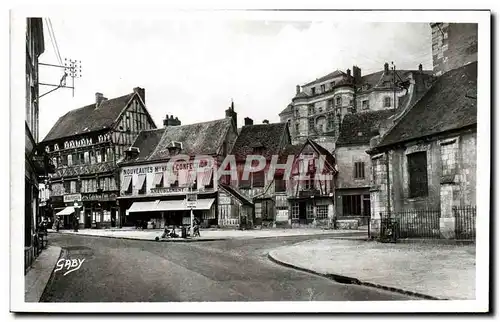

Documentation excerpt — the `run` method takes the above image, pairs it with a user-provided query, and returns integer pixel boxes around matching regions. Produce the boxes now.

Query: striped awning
[127,198,215,214]
[56,206,75,216]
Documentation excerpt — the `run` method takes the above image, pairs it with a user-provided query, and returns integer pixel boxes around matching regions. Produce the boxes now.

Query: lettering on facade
[63,193,82,203]
[81,192,117,202]
[122,161,211,176]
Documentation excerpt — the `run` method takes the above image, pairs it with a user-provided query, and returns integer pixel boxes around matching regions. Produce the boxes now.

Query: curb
[49,231,227,243]
[267,251,443,301]
[25,246,63,302]
[49,231,367,243]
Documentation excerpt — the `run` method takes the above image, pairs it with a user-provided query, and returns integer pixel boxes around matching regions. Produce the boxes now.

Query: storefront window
[291,203,299,220]
[316,205,328,219]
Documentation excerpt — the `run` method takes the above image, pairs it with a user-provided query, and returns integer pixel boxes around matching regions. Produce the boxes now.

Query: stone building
[431,23,478,76]
[367,61,477,238]
[367,22,478,239]
[25,18,54,271]
[334,110,395,226]
[117,107,238,229]
[279,63,433,149]
[228,118,291,227]
[39,87,157,229]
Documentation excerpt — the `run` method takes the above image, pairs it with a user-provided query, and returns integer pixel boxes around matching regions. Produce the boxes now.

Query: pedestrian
[193,218,201,237]
[54,216,60,232]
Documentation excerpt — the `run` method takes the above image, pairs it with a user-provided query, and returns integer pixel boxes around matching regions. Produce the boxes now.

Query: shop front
[52,194,81,229]
[119,192,218,229]
[81,191,119,229]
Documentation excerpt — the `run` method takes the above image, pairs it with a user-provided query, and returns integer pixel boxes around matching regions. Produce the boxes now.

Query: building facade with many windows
[39,87,157,229]
[25,17,54,272]
[117,112,238,229]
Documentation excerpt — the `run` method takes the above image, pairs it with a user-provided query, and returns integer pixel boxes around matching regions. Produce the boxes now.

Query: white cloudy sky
[37,17,432,140]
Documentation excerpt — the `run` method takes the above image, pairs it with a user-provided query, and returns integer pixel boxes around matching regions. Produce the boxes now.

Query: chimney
[346,68,351,77]
[225,100,237,128]
[95,92,107,107]
[163,114,181,127]
[296,85,301,95]
[384,62,389,73]
[263,119,269,124]
[418,63,423,72]
[133,87,146,103]
[353,66,362,85]
[244,117,253,126]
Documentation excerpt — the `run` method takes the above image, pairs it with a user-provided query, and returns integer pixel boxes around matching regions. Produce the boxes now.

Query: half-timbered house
[228,118,291,227]
[117,108,238,229]
[39,87,157,229]
[285,139,338,228]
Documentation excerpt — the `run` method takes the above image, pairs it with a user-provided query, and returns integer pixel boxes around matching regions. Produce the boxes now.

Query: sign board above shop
[122,159,213,176]
[63,193,82,203]
[82,192,118,202]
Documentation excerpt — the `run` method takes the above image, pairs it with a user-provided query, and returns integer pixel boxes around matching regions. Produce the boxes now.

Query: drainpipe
[385,151,391,218]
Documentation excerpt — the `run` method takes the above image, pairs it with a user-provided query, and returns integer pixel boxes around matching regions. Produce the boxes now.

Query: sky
[37,17,433,140]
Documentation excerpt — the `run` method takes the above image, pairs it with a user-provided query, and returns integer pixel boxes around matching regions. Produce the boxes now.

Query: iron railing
[380,209,441,239]
[453,205,476,240]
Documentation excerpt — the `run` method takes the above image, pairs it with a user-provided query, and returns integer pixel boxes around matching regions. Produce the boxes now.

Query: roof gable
[148,118,233,161]
[42,92,135,142]
[374,62,477,150]
[231,123,288,162]
[336,109,396,147]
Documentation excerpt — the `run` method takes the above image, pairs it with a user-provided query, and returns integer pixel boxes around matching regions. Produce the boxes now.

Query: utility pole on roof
[391,62,396,110]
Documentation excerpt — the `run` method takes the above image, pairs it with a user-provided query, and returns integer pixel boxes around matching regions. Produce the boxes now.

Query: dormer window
[167,141,183,156]
[320,84,325,93]
[311,87,316,95]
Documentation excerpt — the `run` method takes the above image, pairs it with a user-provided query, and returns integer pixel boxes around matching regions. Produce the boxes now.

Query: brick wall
[431,23,478,76]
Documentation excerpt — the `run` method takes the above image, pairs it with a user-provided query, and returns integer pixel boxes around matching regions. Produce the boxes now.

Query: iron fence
[453,205,476,240]
[380,209,441,239]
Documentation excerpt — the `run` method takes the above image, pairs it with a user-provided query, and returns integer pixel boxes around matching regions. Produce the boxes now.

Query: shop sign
[122,160,212,176]
[82,192,117,202]
[63,193,82,203]
[276,210,289,222]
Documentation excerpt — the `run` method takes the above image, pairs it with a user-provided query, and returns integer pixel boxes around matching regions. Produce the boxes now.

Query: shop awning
[127,201,160,214]
[127,198,215,214]
[56,206,75,216]
[121,176,132,192]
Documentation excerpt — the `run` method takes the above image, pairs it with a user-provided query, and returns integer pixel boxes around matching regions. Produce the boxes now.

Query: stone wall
[431,23,478,76]
[335,144,372,189]
[369,130,477,239]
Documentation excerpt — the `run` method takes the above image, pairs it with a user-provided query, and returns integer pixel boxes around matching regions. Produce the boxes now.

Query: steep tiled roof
[279,104,293,116]
[303,70,346,86]
[308,139,336,170]
[374,62,477,150]
[150,118,233,161]
[336,109,396,147]
[231,123,288,162]
[43,93,135,142]
[219,184,253,206]
[278,144,303,163]
[128,128,164,163]
[120,118,233,165]
[359,69,433,90]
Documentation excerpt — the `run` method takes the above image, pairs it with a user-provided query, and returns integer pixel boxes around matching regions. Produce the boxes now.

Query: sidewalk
[25,246,62,302]
[268,239,475,300]
[48,227,367,242]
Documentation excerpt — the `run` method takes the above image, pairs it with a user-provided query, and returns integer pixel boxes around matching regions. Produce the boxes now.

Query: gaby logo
[54,258,85,276]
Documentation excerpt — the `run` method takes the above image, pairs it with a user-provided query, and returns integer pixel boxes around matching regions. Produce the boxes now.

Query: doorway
[299,202,307,225]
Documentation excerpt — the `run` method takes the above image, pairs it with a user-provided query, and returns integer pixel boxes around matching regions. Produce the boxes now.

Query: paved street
[40,234,418,302]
